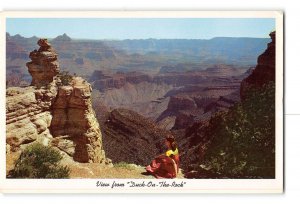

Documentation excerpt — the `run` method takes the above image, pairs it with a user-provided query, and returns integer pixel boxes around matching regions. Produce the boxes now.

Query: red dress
[145,149,180,179]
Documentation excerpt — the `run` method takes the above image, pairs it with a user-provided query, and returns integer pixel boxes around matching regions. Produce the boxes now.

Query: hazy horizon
[7,18,275,40]
[6,32,273,41]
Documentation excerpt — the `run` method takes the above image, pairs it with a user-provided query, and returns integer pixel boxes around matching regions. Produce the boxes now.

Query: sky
[6,18,275,40]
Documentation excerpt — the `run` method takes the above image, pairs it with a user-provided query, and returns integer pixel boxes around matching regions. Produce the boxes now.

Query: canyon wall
[181,31,277,176]
[240,31,275,99]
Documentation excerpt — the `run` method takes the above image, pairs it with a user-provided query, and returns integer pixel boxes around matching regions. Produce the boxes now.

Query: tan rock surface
[6,86,55,150]
[6,39,109,171]
[51,78,106,163]
[26,39,60,86]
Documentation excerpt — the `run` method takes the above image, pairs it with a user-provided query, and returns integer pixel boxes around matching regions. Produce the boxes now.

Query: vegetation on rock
[8,143,70,178]
[200,82,275,178]
[58,71,73,86]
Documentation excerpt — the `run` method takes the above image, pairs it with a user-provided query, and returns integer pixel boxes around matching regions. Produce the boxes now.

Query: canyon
[90,66,250,130]
[6,32,269,86]
[6,32,274,178]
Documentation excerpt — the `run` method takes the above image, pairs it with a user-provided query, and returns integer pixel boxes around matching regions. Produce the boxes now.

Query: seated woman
[145,134,179,179]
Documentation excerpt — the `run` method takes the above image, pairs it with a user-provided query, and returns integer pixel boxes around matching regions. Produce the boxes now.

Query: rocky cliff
[6,39,109,169]
[240,31,275,99]
[50,77,106,163]
[101,108,170,166]
[181,31,277,177]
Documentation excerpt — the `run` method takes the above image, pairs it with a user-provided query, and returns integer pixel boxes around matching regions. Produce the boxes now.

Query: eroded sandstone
[26,39,60,86]
[6,39,109,169]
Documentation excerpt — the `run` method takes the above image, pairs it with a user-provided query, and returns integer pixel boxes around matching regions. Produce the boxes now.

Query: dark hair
[165,134,178,151]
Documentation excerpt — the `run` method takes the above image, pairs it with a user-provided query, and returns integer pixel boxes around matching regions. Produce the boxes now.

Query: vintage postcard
[0,11,283,193]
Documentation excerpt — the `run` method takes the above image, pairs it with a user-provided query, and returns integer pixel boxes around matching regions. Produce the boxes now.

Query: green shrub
[9,143,70,178]
[202,82,275,178]
[58,71,73,86]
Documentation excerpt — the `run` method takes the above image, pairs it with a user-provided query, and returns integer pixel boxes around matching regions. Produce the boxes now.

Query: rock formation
[50,77,106,163]
[6,86,56,150]
[26,39,60,86]
[240,31,275,99]
[6,39,108,171]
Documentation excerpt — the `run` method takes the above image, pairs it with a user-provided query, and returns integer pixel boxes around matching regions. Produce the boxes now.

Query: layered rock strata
[51,77,106,163]
[6,39,107,166]
[26,39,60,86]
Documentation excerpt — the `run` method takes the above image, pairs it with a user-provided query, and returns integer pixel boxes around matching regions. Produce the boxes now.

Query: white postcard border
[0,10,284,193]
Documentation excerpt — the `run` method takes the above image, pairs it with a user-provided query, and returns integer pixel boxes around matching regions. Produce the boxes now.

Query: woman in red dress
[145,134,179,178]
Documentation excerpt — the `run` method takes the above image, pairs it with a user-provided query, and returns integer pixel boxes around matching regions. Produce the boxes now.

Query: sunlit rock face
[51,77,107,163]
[7,39,109,170]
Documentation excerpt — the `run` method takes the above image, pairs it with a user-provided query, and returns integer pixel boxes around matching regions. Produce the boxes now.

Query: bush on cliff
[58,71,73,86]
[9,143,70,178]
[201,82,275,178]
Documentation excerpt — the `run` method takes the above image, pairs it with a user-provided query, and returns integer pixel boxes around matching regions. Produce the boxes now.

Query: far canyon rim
[6,32,270,128]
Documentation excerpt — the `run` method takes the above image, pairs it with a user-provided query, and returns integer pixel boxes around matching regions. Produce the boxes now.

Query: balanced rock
[26,39,60,86]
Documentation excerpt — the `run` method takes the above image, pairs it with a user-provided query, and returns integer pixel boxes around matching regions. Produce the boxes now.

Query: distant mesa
[52,33,72,43]
[29,36,39,41]
[6,35,28,60]
[10,34,24,40]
